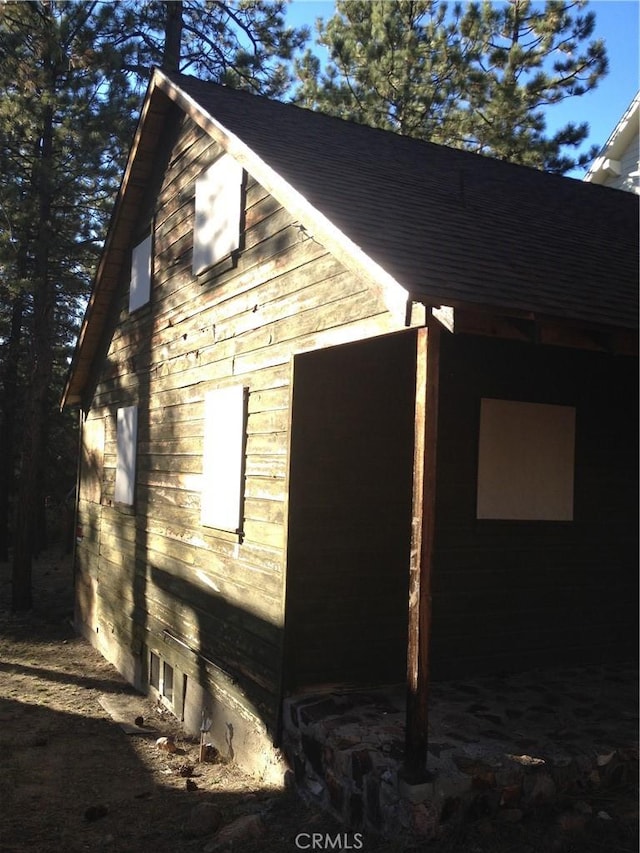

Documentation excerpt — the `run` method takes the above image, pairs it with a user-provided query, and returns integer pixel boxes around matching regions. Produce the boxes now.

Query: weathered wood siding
[285,331,417,690]
[431,334,639,678]
[75,112,408,735]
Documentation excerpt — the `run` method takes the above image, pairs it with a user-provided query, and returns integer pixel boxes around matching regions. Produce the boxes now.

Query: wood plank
[78,114,410,729]
[404,319,440,782]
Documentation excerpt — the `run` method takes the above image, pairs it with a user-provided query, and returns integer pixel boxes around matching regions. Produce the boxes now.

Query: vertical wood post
[403,317,441,781]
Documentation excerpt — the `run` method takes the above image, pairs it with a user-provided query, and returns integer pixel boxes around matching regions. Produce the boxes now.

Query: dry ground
[0,549,347,853]
[0,548,637,853]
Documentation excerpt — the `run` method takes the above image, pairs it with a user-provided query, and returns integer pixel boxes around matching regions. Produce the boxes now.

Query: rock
[475,817,494,836]
[509,754,545,767]
[597,810,612,821]
[471,770,496,791]
[305,779,324,797]
[201,744,221,763]
[411,802,439,838]
[184,802,222,838]
[500,784,522,807]
[439,796,461,824]
[557,811,587,833]
[452,755,495,776]
[596,751,616,767]
[574,800,592,816]
[203,813,264,851]
[530,772,556,804]
[84,804,109,822]
[497,808,523,823]
[156,736,177,753]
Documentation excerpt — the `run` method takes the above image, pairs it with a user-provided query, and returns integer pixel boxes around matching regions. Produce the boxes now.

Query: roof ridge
[162,69,601,188]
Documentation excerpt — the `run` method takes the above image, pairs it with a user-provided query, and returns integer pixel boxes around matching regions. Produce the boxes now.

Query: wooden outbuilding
[62,69,638,781]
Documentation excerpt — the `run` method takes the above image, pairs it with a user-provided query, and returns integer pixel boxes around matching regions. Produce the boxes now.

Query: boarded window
[477,399,576,521]
[193,154,243,274]
[129,235,152,312]
[162,662,174,703]
[114,405,138,506]
[201,386,246,533]
[80,416,105,503]
[149,651,160,691]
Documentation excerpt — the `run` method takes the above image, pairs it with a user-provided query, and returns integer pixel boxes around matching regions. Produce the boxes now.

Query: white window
[114,405,138,506]
[476,399,576,521]
[201,386,247,533]
[149,652,175,707]
[129,235,152,313]
[193,154,243,274]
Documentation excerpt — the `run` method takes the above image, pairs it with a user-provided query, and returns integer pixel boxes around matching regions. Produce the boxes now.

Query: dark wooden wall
[74,102,637,729]
[285,331,416,690]
[74,111,409,734]
[431,333,639,678]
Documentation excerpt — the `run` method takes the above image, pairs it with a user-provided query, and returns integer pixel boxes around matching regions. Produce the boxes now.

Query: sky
[285,0,640,176]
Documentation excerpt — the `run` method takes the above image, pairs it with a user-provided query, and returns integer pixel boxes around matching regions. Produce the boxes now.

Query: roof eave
[61,71,173,410]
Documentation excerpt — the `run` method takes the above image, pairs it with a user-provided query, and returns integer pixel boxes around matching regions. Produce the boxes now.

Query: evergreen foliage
[0,0,308,605]
[0,0,139,600]
[295,0,608,173]
[105,0,309,96]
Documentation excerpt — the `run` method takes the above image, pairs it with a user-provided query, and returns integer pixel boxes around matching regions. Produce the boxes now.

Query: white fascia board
[585,92,640,183]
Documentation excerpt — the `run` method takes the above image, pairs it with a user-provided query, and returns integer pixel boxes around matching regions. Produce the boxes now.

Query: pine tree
[0,0,137,608]
[296,0,476,144]
[458,0,607,172]
[0,0,309,608]
[104,0,309,96]
[295,0,608,173]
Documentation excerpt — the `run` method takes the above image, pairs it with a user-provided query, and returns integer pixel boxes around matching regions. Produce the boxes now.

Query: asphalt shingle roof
[168,71,639,331]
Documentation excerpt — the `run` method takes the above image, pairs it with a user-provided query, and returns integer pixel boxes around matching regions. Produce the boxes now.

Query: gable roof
[63,69,638,407]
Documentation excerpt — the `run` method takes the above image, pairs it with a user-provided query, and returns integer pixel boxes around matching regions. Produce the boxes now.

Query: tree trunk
[11,53,56,610]
[12,258,55,610]
[162,0,183,72]
[0,292,25,562]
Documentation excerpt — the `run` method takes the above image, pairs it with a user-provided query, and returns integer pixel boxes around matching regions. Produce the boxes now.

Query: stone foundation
[282,664,638,840]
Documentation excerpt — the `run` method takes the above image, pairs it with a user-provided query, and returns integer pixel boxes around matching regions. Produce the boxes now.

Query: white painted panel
[201,386,246,532]
[193,154,243,274]
[477,399,575,521]
[80,416,105,503]
[114,405,138,506]
[129,235,152,312]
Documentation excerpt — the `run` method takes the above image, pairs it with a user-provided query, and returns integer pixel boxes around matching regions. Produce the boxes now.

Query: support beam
[403,318,440,782]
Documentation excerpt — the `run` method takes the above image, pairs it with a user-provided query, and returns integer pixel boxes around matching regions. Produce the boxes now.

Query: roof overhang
[585,91,640,186]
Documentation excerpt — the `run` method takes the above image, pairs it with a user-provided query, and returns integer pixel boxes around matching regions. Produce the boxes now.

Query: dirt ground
[0,548,637,853]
